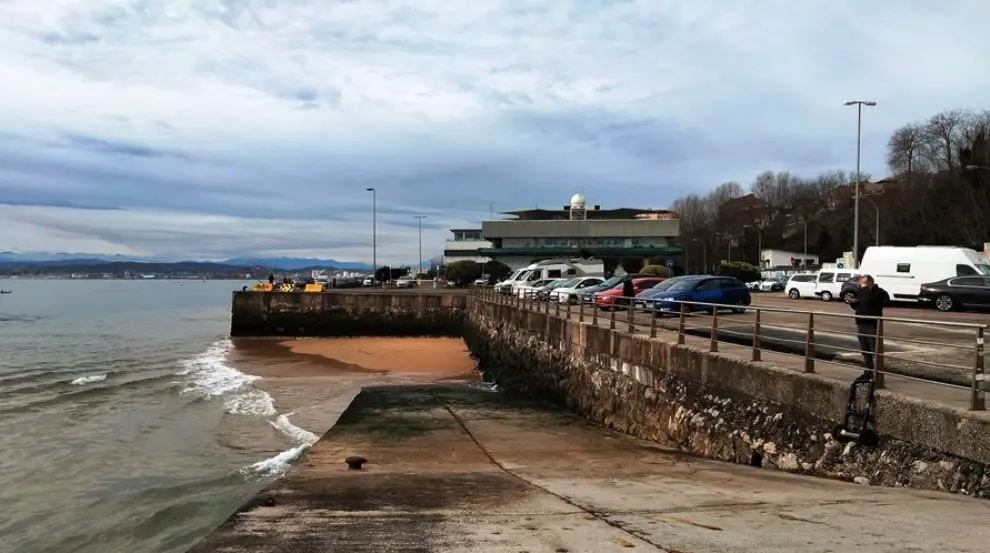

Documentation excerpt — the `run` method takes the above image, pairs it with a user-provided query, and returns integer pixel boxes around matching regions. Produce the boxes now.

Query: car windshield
[557,278,581,288]
[976,264,990,275]
[651,277,683,290]
[667,279,701,292]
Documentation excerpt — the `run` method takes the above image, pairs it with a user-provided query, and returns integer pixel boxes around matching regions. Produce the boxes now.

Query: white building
[759,249,819,270]
[443,229,492,266]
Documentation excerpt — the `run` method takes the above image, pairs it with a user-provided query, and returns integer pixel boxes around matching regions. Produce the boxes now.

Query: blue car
[646,275,751,315]
[634,275,694,310]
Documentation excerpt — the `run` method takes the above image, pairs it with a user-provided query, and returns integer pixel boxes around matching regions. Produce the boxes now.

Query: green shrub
[640,265,672,277]
[716,261,760,283]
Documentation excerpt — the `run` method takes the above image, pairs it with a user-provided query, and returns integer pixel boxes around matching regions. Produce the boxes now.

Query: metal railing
[470,286,988,411]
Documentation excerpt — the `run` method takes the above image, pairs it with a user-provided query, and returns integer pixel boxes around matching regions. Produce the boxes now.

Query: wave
[270,414,318,445]
[69,374,108,386]
[224,390,276,417]
[177,340,257,398]
[240,443,312,477]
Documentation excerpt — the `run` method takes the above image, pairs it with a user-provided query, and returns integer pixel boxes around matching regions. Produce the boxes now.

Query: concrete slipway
[189,385,989,553]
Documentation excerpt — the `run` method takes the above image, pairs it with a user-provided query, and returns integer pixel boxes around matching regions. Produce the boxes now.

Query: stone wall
[230,291,466,337]
[463,298,990,498]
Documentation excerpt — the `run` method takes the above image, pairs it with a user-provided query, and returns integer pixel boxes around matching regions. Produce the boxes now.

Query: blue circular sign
[665,259,675,268]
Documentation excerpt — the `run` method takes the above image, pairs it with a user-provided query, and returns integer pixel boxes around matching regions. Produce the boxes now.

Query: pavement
[190,385,990,552]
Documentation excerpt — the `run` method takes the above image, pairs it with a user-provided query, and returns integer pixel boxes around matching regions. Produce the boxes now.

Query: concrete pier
[190,385,990,552]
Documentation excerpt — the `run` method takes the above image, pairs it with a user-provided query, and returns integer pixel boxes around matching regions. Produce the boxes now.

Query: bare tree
[887,123,933,175]
[925,109,971,169]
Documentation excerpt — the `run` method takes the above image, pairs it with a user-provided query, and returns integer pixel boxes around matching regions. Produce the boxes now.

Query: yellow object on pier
[304,284,325,293]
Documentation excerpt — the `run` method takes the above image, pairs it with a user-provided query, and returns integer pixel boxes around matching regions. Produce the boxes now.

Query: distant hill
[0,252,372,271]
[0,260,249,274]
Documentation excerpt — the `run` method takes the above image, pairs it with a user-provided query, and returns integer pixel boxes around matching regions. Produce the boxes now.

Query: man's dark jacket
[852,285,890,326]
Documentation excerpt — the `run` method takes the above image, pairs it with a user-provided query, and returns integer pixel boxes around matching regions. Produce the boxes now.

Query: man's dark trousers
[857,322,877,371]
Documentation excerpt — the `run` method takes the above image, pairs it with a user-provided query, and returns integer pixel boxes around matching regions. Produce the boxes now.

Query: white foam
[270,414,319,445]
[178,339,258,398]
[241,443,312,477]
[225,390,277,417]
[69,374,107,386]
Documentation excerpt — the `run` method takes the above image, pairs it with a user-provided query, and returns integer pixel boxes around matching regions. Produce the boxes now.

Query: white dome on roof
[570,193,586,209]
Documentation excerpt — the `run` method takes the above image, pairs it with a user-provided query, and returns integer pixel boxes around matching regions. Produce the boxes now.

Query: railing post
[752,308,762,362]
[555,297,560,317]
[592,300,598,326]
[566,297,571,318]
[804,312,815,373]
[609,304,616,330]
[650,306,657,338]
[579,299,585,323]
[627,298,634,333]
[874,319,885,389]
[710,309,719,352]
[677,303,686,345]
[972,326,986,411]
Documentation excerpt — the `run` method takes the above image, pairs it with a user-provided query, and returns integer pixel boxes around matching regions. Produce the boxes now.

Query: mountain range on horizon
[0,251,447,272]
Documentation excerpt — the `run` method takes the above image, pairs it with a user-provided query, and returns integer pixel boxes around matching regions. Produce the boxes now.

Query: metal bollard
[752,309,762,362]
[972,326,986,411]
[874,319,885,390]
[677,303,686,345]
[804,312,815,373]
[710,309,719,352]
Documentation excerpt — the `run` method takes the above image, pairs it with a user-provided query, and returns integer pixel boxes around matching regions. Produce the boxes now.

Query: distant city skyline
[1,1,989,262]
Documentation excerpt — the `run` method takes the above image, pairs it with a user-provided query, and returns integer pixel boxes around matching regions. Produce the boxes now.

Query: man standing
[846,274,890,382]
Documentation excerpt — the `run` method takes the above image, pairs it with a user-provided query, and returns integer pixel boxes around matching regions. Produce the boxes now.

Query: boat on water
[0,290,11,294]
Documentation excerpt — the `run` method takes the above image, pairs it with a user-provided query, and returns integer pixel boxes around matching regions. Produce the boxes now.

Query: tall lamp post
[862,197,880,246]
[414,215,426,275]
[366,187,377,282]
[802,221,809,270]
[743,224,763,273]
[844,100,877,269]
[692,238,706,274]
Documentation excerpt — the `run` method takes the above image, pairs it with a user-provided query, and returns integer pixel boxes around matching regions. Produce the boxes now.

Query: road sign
[837,263,844,269]
[664,259,675,269]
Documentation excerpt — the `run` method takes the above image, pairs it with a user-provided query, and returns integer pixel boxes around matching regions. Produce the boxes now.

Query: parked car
[395,276,416,288]
[646,276,751,315]
[785,273,818,299]
[550,276,606,303]
[580,273,652,303]
[919,276,990,312]
[758,276,787,293]
[362,276,375,287]
[534,279,570,301]
[516,279,557,299]
[594,277,666,309]
[838,277,860,303]
[813,269,862,301]
[635,276,693,310]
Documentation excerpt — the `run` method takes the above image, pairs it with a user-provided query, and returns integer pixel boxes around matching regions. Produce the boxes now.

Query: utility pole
[803,221,808,270]
[414,215,426,275]
[844,100,877,269]
[366,187,377,281]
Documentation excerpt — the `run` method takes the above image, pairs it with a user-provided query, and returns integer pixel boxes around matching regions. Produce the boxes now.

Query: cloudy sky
[1,1,988,263]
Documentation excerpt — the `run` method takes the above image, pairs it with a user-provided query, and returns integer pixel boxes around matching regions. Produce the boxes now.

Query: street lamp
[743,225,762,273]
[802,221,809,270]
[414,215,426,275]
[692,238,706,274]
[366,187,377,282]
[862,197,880,246]
[844,100,877,269]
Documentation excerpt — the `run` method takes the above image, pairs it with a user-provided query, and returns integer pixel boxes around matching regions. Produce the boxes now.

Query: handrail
[471,286,987,411]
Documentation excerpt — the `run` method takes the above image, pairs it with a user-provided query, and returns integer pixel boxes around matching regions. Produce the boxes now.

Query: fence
[470,286,988,411]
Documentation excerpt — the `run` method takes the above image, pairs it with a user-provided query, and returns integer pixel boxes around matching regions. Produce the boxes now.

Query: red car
[594,277,666,309]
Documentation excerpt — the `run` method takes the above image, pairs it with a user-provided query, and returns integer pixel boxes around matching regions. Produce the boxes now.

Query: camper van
[494,259,602,294]
[858,246,990,302]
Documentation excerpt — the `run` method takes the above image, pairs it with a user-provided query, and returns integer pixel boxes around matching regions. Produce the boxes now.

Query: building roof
[448,228,482,232]
[500,207,677,221]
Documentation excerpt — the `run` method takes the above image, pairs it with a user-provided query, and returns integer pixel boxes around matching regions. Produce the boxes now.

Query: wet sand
[227,337,481,437]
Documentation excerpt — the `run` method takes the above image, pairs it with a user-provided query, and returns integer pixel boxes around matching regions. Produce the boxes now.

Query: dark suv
[839,276,859,303]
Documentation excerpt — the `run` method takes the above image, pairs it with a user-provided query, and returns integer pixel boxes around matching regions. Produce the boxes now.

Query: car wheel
[820,291,833,302]
[842,291,856,303]
[788,288,800,300]
[935,294,955,312]
[732,299,747,314]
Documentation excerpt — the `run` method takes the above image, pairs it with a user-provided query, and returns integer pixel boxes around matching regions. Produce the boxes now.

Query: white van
[510,260,588,293]
[785,273,818,300]
[813,269,862,301]
[859,246,990,302]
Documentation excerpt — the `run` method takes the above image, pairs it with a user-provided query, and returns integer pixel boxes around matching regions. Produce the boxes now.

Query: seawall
[230,290,466,337]
[463,296,990,498]
[229,290,990,498]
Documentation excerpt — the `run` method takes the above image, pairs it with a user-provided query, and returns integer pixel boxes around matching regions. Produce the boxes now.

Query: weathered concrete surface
[465,299,990,499]
[230,291,466,337]
[190,385,990,552]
